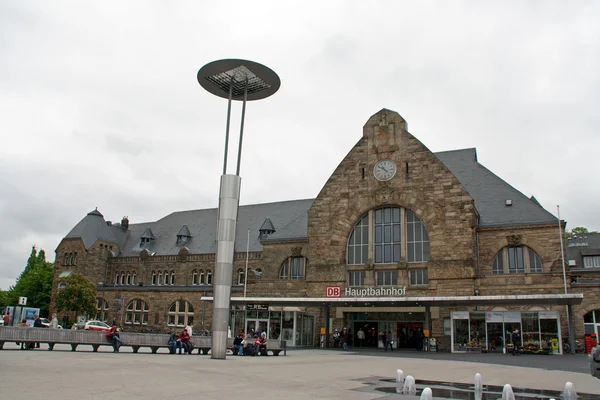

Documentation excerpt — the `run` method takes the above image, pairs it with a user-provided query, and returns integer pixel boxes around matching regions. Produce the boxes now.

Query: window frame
[583,256,600,268]
[348,270,365,287]
[492,246,544,275]
[409,269,429,286]
[375,270,398,286]
[279,257,307,280]
[125,299,149,325]
[167,300,194,328]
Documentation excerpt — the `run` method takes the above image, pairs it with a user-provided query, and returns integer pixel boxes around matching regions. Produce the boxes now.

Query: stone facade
[52,109,596,350]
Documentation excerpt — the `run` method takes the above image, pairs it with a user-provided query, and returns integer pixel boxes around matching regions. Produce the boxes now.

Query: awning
[201,294,583,308]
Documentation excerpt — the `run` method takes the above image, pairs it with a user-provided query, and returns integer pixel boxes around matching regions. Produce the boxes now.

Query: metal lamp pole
[197,59,280,359]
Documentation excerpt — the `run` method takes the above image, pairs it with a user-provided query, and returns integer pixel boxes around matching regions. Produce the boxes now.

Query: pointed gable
[64,209,118,249]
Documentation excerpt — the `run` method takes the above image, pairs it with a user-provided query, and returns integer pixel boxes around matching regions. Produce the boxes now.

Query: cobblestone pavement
[0,343,598,399]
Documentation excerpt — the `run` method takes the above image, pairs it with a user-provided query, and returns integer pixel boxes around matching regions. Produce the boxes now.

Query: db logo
[326,286,341,298]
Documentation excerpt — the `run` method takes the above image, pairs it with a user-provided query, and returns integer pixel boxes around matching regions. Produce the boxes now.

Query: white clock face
[373,159,397,181]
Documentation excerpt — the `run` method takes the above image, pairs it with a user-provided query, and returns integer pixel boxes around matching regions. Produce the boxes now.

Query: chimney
[121,216,129,231]
[106,221,112,226]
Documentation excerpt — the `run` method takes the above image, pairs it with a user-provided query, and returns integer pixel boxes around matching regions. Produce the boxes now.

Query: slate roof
[63,147,559,256]
[435,148,557,227]
[64,209,121,249]
[116,199,315,257]
[566,233,600,268]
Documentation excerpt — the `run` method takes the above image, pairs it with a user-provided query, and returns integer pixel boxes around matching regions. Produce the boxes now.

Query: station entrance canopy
[201,293,583,307]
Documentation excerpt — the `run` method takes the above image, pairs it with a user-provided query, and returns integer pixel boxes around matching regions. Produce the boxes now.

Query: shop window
[375,270,398,286]
[346,207,430,266]
[583,256,600,268]
[492,246,543,274]
[409,269,428,286]
[192,270,198,285]
[167,300,194,327]
[279,257,307,280]
[125,299,149,325]
[348,271,365,287]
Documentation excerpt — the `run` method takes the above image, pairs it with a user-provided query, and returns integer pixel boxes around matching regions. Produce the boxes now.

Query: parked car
[39,318,63,329]
[84,320,112,332]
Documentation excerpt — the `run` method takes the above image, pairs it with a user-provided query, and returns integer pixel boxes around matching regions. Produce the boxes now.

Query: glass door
[486,323,504,352]
[245,319,269,338]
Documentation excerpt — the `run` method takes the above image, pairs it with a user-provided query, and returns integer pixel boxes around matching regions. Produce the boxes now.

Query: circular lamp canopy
[197,59,280,101]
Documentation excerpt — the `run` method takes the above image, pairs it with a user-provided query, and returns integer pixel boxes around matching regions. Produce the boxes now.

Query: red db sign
[326,286,341,298]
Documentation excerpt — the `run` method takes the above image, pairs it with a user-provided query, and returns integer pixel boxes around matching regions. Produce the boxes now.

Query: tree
[7,246,55,316]
[52,273,97,318]
[566,226,598,239]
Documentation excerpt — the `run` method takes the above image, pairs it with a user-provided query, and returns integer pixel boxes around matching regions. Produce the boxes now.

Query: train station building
[53,109,594,353]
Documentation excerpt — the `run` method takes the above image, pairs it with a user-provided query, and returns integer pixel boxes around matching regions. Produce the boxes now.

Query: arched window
[255,268,262,277]
[346,207,430,265]
[170,271,175,285]
[126,273,131,285]
[199,270,205,285]
[237,268,245,285]
[115,273,119,285]
[64,253,68,265]
[132,273,136,285]
[120,273,125,285]
[125,299,149,325]
[96,298,109,322]
[192,270,198,285]
[167,300,194,327]
[164,270,169,285]
[279,257,307,280]
[206,270,212,285]
[347,214,368,265]
[158,272,163,285]
[492,246,543,274]
[151,272,157,285]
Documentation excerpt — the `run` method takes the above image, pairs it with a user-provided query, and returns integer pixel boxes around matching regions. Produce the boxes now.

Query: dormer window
[177,225,192,245]
[140,228,155,247]
[259,218,276,239]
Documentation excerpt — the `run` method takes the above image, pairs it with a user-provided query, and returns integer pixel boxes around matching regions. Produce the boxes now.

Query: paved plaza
[0,343,598,399]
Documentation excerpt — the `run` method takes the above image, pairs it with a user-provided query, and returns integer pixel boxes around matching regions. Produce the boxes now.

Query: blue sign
[25,309,36,320]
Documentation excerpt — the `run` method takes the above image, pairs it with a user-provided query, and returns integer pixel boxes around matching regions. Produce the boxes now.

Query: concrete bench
[230,341,287,356]
[0,327,237,354]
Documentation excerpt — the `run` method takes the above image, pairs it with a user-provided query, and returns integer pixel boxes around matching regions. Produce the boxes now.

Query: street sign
[18,297,27,306]
[247,304,269,311]
[326,286,341,298]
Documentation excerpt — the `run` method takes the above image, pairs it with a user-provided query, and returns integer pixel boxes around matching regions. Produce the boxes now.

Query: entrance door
[504,322,522,347]
[353,322,379,347]
[396,322,423,349]
[245,319,269,337]
[487,323,504,352]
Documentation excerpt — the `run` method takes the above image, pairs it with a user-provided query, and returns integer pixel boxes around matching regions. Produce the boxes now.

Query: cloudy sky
[1,1,598,289]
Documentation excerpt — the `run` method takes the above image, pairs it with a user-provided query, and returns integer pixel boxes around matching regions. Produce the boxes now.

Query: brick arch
[577,306,599,322]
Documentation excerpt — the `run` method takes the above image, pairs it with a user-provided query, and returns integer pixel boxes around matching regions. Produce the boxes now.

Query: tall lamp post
[197,59,280,359]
